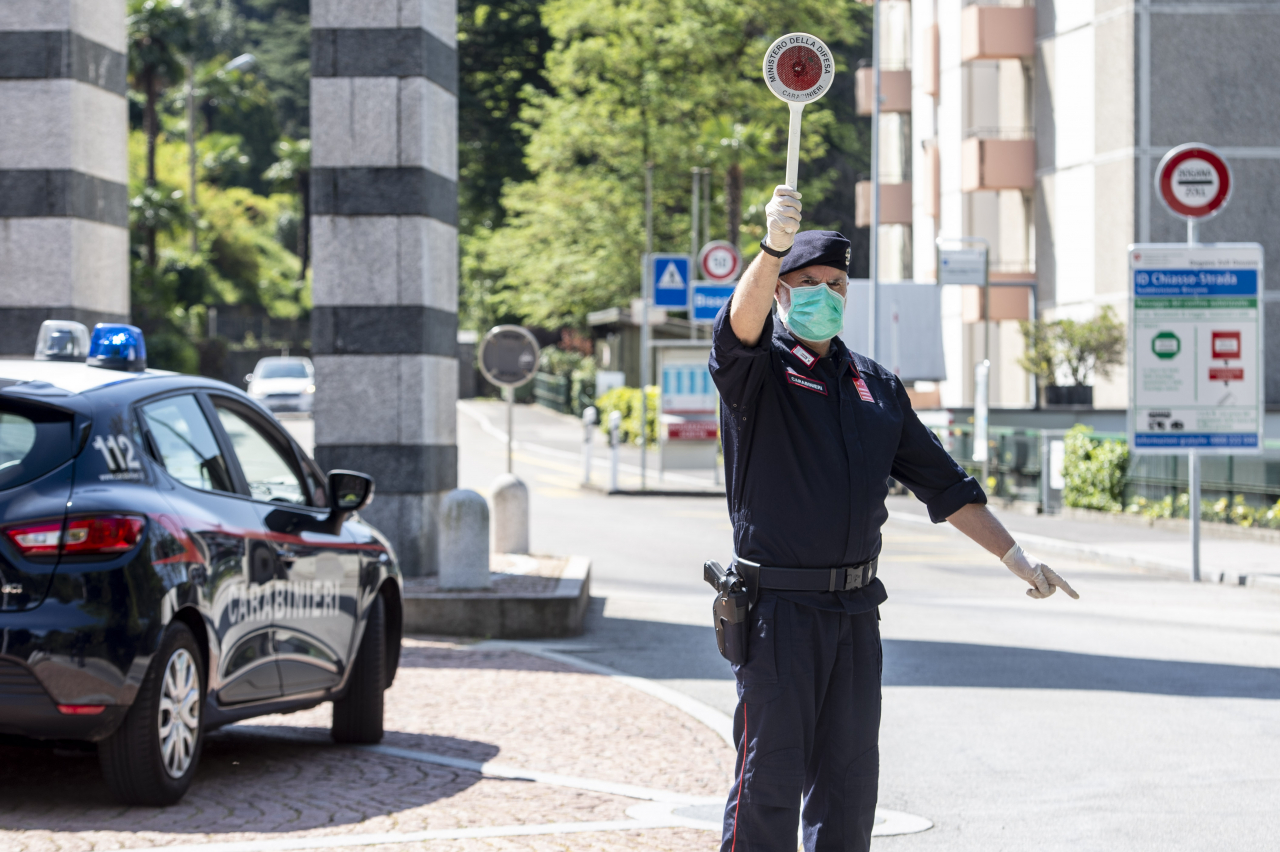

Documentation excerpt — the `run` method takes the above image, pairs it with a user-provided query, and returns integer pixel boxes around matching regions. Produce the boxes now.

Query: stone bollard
[438,489,490,589]
[490,474,530,554]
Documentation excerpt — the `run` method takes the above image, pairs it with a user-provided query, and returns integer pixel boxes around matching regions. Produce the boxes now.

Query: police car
[0,321,402,806]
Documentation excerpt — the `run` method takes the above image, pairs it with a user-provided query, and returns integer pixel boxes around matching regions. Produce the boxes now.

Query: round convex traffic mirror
[478,325,540,389]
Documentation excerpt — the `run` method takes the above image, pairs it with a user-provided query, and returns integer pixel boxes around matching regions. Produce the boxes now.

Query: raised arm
[730,186,801,346]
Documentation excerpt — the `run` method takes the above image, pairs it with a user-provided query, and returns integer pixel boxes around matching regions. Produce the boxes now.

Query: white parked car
[246,356,315,412]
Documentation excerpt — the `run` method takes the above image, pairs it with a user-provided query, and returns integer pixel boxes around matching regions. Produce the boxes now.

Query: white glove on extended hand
[1001,544,1079,600]
[764,185,802,252]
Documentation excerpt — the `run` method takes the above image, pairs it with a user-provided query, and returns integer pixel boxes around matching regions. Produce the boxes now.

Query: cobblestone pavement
[0,639,735,852]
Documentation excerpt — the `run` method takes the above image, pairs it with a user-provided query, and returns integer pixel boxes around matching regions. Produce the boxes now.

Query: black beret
[779,230,851,276]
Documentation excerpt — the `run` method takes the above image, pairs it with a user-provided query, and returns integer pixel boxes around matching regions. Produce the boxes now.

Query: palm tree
[127,0,191,188]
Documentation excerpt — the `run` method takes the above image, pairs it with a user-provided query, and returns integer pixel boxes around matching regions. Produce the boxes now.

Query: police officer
[711,185,1078,852]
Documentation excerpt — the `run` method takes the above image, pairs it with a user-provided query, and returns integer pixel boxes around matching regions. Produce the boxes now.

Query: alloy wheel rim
[157,647,200,778]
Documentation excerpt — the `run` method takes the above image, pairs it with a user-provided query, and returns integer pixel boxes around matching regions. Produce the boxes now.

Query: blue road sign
[651,254,691,307]
[692,283,735,321]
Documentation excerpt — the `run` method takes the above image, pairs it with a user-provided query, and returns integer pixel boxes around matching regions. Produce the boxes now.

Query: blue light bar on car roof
[87,324,147,372]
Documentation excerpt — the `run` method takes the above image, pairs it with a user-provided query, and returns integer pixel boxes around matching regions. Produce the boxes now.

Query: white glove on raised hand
[764,185,802,252]
[1001,544,1079,600]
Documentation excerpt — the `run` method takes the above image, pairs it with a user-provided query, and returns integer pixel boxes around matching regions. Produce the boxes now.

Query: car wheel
[331,594,386,744]
[98,622,205,806]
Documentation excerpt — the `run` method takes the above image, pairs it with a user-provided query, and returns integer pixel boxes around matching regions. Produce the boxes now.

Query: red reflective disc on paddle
[777,45,822,92]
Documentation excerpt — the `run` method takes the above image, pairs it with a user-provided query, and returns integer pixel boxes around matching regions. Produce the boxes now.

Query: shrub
[1062,425,1128,512]
[594,385,659,447]
[1126,493,1280,529]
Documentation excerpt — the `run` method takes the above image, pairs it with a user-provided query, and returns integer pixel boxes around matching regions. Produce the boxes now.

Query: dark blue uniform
[710,301,983,851]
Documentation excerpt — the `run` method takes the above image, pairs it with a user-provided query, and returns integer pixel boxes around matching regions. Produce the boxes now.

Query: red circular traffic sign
[1155,143,1232,220]
[698,241,742,282]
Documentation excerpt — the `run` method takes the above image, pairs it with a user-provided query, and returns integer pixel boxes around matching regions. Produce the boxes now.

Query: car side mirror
[323,469,374,534]
[244,373,255,385]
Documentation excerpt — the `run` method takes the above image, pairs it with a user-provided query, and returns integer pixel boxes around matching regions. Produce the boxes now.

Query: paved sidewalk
[458,401,723,495]
[0,639,734,852]
[886,495,1280,587]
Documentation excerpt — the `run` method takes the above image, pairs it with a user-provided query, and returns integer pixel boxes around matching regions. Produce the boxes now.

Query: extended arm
[947,503,1079,599]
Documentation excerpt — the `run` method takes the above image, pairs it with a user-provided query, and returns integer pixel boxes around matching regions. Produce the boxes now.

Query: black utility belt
[701,557,879,666]
[755,559,878,592]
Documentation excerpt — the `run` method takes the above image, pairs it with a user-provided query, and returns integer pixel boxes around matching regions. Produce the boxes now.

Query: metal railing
[931,424,1280,508]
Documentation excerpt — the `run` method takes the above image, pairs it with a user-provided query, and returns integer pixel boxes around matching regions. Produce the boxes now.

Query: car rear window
[0,401,74,491]
[258,362,310,379]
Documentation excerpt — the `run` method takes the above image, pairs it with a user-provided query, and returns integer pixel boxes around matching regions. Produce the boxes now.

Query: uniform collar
[774,326,853,376]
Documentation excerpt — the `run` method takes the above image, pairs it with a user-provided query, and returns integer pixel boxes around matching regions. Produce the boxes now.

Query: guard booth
[653,341,719,478]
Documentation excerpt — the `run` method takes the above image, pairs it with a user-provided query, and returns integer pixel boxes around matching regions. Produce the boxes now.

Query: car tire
[98,621,205,806]
[331,594,386,744]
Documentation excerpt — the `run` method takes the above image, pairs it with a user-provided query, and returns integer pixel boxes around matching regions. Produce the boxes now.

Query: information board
[1128,243,1264,453]
[661,362,717,414]
[937,248,986,286]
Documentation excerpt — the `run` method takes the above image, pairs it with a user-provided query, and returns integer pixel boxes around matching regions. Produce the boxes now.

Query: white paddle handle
[785,102,805,190]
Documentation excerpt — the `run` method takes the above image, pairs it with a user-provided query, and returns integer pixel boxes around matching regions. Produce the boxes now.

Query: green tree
[1018,306,1127,389]
[466,0,861,331]
[1058,306,1126,386]
[127,0,192,263]
[1017,317,1059,389]
[262,137,312,279]
[459,0,554,234]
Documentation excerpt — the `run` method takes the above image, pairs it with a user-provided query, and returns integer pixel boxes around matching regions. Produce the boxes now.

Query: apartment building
[860,1,1280,410]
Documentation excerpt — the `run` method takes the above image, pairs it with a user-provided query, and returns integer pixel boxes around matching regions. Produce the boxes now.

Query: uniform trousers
[720,593,882,852]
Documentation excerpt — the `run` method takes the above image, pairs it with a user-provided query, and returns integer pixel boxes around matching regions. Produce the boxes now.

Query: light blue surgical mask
[778,282,846,342]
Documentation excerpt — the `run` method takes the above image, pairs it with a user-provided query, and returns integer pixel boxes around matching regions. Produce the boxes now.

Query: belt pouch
[713,584,750,665]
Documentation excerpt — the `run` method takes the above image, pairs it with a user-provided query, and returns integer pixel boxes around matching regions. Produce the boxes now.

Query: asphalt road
[453,400,1280,852]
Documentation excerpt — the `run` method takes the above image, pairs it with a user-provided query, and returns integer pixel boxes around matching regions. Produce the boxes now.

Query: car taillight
[6,522,63,555]
[6,515,145,557]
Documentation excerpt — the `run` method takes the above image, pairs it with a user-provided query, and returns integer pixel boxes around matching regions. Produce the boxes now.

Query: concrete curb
[1060,506,1280,545]
[887,510,1280,591]
[402,556,591,638]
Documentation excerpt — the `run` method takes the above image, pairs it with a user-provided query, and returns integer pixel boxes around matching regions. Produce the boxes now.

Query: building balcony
[855,181,913,228]
[960,283,1032,323]
[856,68,912,115]
[921,141,940,219]
[921,23,939,98]
[961,137,1034,192]
[961,5,1035,62]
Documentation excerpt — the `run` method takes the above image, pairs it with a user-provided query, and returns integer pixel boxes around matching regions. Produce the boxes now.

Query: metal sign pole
[1186,216,1199,581]
[690,168,700,341]
[641,163,654,490]
[478,324,540,478]
[506,385,514,474]
[1189,448,1201,582]
[868,0,881,361]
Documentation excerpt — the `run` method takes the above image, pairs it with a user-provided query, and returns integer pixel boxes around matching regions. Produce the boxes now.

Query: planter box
[403,555,591,639]
[1044,385,1092,407]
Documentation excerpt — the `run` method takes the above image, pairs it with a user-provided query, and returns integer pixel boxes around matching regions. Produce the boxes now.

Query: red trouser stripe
[731,705,747,852]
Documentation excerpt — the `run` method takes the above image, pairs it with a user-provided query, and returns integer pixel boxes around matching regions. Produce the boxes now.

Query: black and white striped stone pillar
[310,0,459,577]
[0,1,129,353]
